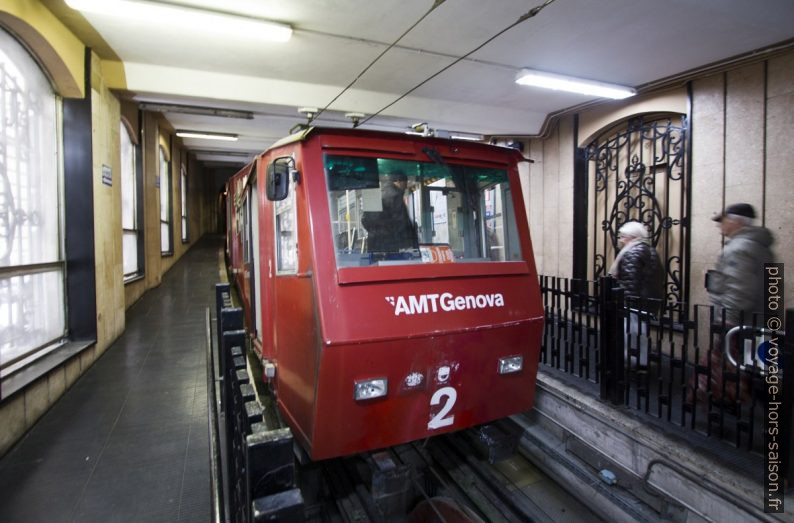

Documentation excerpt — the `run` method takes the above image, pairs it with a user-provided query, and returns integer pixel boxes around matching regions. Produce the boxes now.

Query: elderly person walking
[608,221,664,302]
[608,221,664,367]
[707,203,775,324]
[689,203,775,405]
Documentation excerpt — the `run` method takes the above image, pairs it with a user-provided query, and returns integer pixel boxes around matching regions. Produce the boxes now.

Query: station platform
[0,236,222,522]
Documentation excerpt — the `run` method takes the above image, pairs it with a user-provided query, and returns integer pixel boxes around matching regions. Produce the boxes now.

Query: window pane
[0,30,59,268]
[159,147,171,253]
[180,166,187,241]
[123,231,138,276]
[0,28,65,369]
[324,154,522,267]
[159,149,170,222]
[0,271,64,367]
[161,222,170,252]
[275,192,296,273]
[120,123,136,229]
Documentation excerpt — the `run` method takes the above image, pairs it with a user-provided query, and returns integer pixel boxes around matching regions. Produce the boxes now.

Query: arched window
[585,114,690,308]
[159,145,172,254]
[0,27,64,372]
[121,120,141,279]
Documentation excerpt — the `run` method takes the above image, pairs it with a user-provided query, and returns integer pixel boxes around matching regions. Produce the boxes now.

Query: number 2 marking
[428,386,457,430]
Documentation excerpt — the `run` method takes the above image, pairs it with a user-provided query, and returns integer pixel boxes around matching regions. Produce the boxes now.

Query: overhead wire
[309,0,448,124]
[355,0,557,128]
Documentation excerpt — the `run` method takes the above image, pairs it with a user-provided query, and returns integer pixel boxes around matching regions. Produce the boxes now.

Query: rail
[206,307,224,523]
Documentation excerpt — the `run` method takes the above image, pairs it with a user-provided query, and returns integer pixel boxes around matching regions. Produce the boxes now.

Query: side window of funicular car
[324,154,522,267]
[273,161,298,274]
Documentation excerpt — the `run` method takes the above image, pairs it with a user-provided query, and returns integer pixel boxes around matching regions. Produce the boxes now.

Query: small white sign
[101,164,112,186]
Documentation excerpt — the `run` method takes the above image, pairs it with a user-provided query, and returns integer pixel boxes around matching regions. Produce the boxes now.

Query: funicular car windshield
[324,154,522,268]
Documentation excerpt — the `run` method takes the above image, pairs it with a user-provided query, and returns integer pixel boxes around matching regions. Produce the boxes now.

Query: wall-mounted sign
[101,164,112,186]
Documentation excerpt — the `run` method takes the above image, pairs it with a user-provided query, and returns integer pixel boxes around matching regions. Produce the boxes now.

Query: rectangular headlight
[354,378,388,401]
[498,355,523,374]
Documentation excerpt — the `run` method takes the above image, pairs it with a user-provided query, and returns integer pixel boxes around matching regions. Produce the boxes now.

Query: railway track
[297,419,579,522]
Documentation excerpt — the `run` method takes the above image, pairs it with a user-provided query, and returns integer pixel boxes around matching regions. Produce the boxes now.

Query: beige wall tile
[0,394,26,457]
[765,152,794,310]
[690,161,725,270]
[528,139,545,274]
[765,62,794,311]
[725,64,764,212]
[691,111,725,168]
[24,377,49,427]
[765,92,794,163]
[518,150,531,227]
[557,116,574,190]
[48,367,66,402]
[557,218,574,279]
[689,260,712,307]
[692,75,725,114]
[767,51,794,98]
[80,346,96,372]
[542,127,561,276]
[65,355,81,389]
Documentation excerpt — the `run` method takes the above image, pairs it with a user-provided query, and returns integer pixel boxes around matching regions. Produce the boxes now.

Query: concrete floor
[0,236,221,522]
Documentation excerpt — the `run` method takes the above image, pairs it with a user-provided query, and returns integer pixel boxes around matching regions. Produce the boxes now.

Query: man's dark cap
[712,202,756,221]
[387,170,407,182]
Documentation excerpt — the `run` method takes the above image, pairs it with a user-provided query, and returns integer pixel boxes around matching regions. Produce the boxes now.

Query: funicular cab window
[324,154,521,268]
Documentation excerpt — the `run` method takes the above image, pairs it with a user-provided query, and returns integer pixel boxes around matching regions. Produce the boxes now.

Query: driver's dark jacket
[361,183,417,252]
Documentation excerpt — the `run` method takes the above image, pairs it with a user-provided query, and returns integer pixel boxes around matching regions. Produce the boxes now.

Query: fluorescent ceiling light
[515,68,636,100]
[450,132,484,142]
[176,130,238,141]
[139,103,254,119]
[65,0,292,42]
[191,149,252,157]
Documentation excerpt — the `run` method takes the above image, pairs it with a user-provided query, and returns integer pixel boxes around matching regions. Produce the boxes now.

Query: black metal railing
[539,275,792,482]
[206,307,223,523]
[211,284,304,522]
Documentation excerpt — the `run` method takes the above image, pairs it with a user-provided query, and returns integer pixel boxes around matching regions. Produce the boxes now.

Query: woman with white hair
[608,221,663,302]
[607,220,664,367]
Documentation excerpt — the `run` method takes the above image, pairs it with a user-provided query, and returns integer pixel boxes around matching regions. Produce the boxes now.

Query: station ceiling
[46,0,794,166]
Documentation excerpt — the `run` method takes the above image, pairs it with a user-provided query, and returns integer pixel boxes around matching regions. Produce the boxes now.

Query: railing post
[220,307,244,413]
[599,276,625,404]
[220,327,246,522]
[215,284,233,369]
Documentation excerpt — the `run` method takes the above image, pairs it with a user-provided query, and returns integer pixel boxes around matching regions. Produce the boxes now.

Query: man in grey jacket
[708,202,775,324]
[691,202,775,404]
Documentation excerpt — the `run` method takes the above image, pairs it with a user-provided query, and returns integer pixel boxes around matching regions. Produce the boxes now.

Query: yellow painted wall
[0,2,216,456]
[0,0,83,97]
[91,50,125,356]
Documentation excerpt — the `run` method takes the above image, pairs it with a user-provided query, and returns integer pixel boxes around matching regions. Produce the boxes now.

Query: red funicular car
[226,127,543,460]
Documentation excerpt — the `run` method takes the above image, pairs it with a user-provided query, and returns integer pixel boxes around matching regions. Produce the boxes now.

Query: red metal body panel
[227,128,543,460]
[310,320,542,458]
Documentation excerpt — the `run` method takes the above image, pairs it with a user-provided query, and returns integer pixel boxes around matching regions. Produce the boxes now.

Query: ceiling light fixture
[176,130,238,141]
[139,103,254,119]
[65,0,292,42]
[190,149,253,157]
[450,132,484,142]
[515,68,636,100]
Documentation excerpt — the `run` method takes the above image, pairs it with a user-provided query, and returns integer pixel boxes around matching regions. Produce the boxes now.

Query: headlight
[498,355,523,374]
[354,378,388,401]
